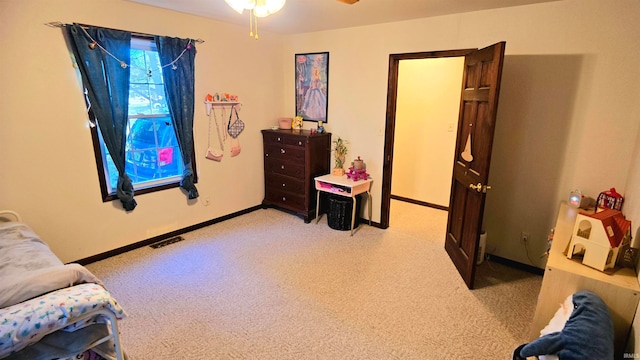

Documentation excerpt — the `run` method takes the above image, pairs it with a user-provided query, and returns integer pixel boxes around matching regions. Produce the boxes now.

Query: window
[92,37,187,201]
[576,220,592,239]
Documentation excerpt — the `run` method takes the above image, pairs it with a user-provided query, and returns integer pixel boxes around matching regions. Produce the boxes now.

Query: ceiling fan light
[245,0,257,10]
[267,0,285,13]
[226,0,286,38]
[253,0,284,17]
[224,0,245,14]
[253,6,270,17]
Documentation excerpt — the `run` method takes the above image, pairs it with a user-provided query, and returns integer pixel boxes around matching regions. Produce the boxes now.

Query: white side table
[314,174,373,236]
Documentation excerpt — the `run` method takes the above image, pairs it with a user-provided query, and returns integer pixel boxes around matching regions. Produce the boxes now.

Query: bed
[0,210,126,360]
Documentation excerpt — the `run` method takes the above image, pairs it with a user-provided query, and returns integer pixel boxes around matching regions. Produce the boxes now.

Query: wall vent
[149,236,185,249]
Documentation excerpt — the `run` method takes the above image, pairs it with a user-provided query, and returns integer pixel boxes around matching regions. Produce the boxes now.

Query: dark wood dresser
[261,129,331,222]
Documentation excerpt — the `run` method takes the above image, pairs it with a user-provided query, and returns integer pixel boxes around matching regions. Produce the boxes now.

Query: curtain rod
[45,21,205,43]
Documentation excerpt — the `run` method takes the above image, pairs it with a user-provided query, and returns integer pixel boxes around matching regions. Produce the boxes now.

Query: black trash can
[327,194,362,231]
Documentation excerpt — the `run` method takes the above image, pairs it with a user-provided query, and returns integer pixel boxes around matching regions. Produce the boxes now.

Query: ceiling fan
[336,0,360,4]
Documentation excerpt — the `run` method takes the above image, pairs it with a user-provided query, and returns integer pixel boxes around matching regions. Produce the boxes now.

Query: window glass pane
[129,84,152,115]
[125,116,182,183]
[130,49,148,83]
[98,129,119,192]
[128,47,168,116]
[146,50,164,85]
[106,153,118,191]
[149,84,169,115]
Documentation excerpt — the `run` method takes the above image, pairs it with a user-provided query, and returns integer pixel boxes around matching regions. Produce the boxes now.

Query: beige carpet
[86,200,542,359]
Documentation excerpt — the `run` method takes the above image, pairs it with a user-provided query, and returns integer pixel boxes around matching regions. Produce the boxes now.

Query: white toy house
[566,208,632,272]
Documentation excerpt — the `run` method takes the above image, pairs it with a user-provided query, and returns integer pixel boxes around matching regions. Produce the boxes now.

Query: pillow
[0,263,103,308]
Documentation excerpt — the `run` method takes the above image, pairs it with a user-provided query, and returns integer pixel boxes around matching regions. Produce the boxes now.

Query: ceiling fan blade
[337,0,360,4]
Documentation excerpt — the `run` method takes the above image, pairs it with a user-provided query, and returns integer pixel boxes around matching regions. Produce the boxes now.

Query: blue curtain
[155,37,199,199]
[66,24,137,211]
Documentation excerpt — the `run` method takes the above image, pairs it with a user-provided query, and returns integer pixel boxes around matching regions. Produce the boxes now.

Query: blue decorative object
[515,290,614,360]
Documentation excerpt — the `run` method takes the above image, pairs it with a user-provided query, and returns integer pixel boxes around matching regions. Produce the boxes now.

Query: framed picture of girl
[295,52,329,122]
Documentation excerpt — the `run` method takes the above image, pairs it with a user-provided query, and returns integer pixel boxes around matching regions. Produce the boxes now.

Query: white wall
[284,0,640,269]
[0,0,283,262]
[392,58,463,207]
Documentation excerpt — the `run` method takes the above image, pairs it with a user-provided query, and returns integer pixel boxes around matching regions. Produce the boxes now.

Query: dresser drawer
[265,189,305,209]
[263,132,308,147]
[283,137,306,147]
[266,173,305,193]
[265,159,305,178]
[264,144,305,162]
[263,132,286,145]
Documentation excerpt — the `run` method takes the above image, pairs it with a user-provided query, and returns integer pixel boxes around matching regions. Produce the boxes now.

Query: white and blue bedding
[0,221,126,360]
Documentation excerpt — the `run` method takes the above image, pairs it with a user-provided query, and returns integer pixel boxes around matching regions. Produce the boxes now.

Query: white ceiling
[126,0,561,35]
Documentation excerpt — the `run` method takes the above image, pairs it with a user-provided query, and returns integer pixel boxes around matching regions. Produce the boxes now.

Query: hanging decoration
[206,103,226,162]
[45,22,204,76]
[204,93,243,161]
[79,26,193,73]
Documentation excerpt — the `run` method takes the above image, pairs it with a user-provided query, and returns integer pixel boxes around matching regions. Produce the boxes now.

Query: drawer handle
[282,183,286,187]
[277,137,281,142]
[282,196,286,201]
[266,153,269,157]
[281,148,285,154]
[298,141,302,146]
[281,165,285,170]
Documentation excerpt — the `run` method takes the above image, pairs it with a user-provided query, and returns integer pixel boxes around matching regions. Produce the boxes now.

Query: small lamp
[569,189,582,208]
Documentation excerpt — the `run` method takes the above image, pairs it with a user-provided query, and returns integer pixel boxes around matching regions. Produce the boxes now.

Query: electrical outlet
[521,231,530,243]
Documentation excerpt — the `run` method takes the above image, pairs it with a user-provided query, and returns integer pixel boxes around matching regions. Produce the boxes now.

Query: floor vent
[149,236,185,249]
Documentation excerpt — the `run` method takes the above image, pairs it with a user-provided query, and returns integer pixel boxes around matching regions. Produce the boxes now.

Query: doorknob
[469,183,492,193]
[469,182,483,192]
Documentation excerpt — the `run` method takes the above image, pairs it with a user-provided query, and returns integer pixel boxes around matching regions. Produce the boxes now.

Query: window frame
[89,35,198,203]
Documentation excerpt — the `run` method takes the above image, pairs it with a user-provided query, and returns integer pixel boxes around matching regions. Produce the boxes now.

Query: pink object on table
[346,168,369,181]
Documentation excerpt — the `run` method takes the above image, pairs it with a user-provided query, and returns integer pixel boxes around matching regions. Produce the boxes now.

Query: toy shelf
[529,202,640,358]
[204,101,240,107]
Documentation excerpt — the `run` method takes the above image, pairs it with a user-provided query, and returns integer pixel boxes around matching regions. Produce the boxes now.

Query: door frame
[380,49,476,229]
